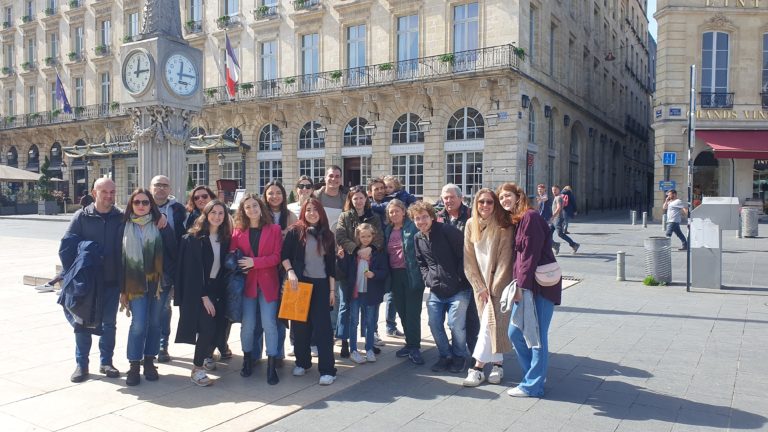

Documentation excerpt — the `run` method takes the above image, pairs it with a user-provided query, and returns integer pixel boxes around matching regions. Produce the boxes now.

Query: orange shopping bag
[278,280,313,322]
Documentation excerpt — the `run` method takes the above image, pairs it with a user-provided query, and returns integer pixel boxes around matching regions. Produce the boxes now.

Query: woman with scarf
[175,200,233,386]
[120,188,177,386]
[335,186,384,358]
[498,182,561,398]
[281,198,337,385]
[461,188,514,387]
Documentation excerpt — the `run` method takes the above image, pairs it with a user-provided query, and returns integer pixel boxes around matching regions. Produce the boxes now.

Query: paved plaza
[0,212,767,431]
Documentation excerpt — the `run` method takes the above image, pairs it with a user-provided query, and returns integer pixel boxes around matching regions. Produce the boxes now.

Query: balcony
[762,92,768,109]
[202,44,521,106]
[0,102,128,131]
[44,7,59,16]
[254,5,279,20]
[185,19,203,34]
[94,44,111,56]
[700,92,734,109]
[1,66,14,76]
[68,0,82,8]
[20,61,37,72]
[43,56,59,67]
[1,21,12,30]
[216,15,242,30]
[67,51,85,63]
[293,0,320,11]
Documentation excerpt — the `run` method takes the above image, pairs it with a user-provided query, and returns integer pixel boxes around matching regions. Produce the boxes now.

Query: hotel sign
[704,0,766,7]
[695,110,768,120]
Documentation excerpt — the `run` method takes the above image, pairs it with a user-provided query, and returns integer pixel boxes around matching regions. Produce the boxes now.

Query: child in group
[337,223,390,363]
[383,175,418,207]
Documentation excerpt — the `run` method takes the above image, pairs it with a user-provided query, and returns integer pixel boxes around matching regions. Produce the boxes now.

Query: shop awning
[697,130,768,159]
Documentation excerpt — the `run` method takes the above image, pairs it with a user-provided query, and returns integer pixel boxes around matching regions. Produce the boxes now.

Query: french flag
[224,34,240,99]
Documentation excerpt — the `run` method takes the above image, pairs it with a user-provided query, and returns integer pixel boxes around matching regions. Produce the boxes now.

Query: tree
[36,156,54,201]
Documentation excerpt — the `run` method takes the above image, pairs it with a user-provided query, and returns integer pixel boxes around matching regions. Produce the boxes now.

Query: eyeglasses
[297,184,313,190]
[152,183,170,189]
[132,200,150,206]
[193,194,209,201]
[477,199,495,206]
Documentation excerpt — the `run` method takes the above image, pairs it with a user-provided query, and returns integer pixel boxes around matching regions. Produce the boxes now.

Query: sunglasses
[297,184,313,190]
[133,200,151,206]
[193,194,209,201]
[477,199,495,206]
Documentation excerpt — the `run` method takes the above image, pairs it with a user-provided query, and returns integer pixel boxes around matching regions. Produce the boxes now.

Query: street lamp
[316,127,327,139]
[217,153,225,166]
[416,120,432,133]
[485,113,499,127]
[363,123,377,137]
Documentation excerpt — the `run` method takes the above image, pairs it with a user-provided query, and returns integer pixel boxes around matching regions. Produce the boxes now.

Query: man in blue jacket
[411,201,472,375]
[62,178,124,383]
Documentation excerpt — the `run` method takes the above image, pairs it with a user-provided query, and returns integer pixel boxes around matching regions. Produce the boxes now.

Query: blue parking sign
[662,152,677,166]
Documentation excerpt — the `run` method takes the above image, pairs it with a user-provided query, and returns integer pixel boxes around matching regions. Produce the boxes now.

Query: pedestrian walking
[663,189,689,250]
[498,183,562,398]
[551,185,579,255]
[462,188,515,387]
[120,188,177,386]
[175,200,233,386]
[561,185,577,233]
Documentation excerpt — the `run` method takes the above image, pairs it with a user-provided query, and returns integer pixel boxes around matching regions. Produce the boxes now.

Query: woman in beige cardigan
[462,188,515,387]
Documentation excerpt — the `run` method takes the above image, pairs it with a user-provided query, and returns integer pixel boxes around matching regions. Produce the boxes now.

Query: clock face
[122,49,153,95]
[164,53,198,96]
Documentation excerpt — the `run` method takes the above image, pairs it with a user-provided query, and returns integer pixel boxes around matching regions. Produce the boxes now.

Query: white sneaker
[292,366,306,376]
[191,368,213,386]
[287,344,295,357]
[374,333,385,347]
[203,357,217,371]
[487,365,504,384]
[310,345,318,357]
[35,283,55,292]
[507,386,530,397]
[462,369,485,387]
[350,350,367,364]
[365,351,376,362]
[319,375,336,385]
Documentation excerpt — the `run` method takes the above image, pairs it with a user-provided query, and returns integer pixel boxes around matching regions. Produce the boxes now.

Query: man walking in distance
[63,178,123,383]
[434,184,479,368]
[150,175,187,363]
[551,184,580,255]
[663,189,688,251]
[536,184,559,255]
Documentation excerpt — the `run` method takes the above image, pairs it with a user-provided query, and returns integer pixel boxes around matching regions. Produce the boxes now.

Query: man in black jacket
[411,201,472,374]
[62,178,123,383]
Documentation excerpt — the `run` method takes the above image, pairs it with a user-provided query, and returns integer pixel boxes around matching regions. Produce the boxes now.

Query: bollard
[642,212,648,228]
[644,237,672,284]
[631,210,637,225]
[616,251,626,281]
[741,208,758,237]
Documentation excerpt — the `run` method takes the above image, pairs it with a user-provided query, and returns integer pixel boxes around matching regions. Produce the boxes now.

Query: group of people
[58,166,562,398]
[535,183,580,256]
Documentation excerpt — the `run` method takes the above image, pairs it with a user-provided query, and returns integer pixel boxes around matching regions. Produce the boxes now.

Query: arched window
[343,117,371,147]
[701,31,731,108]
[6,146,18,167]
[528,105,536,143]
[568,128,580,188]
[299,121,325,150]
[447,107,484,141]
[392,113,424,144]
[50,142,62,168]
[223,127,243,144]
[259,124,282,151]
[27,144,40,171]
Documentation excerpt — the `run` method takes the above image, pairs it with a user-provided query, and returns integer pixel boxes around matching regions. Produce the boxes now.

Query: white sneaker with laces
[507,386,530,397]
[462,369,485,387]
[373,333,385,347]
[487,365,504,384]
[365,351,376,362]
[292,366,306,376]
[191,368,212,386]
[203,357,216,371]
[310,345,319,357]
[318,375,336,385]
[350,350,367,364]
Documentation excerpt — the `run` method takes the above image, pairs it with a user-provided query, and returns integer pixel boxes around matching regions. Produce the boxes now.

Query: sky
[648,0,657,39]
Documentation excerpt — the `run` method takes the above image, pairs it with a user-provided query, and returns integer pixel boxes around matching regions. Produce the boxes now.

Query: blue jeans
[385,292,398,332]
[335,281,351,340]
[127,288,167,361]
[159,285,172,350]
[241,291,280,357]
[75,284,120,367]
[348,296,378,352]
[508,294,555,397]
[665,222,688,248]
[427,289,471,359]
[554,216,576,248]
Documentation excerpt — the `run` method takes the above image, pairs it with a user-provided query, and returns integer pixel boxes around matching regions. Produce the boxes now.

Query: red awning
[697,130,768,159]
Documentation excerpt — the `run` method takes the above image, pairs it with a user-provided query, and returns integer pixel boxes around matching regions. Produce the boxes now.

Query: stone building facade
[1,0,653,209]
[653,0,768,217]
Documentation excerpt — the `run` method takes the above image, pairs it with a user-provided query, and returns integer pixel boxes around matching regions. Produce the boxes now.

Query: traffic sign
[659,180,677,191]
[662,152,677,166]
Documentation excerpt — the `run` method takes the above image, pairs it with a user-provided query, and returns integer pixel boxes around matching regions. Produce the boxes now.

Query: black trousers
[193,279,228,367]
[292,277,336,377]
[465,293,480,355]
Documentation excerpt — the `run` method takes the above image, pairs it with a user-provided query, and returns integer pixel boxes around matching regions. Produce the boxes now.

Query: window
[447,107,484,140]
[547,156,555,188]
[528,105,536,143]
[24,1,32,18]
[6,90,14,116]
[347,24,366,86]
[446,151,483,197]
[49,33,58,59]
[343,117,371,147]
[225,0,239,16]
[453,2,478,71]
[392,113,424,144]
[127,12,139,38]
[261,40,277,81]
[3,44,13,68]
[397,15,419,78]
[27,86,36,113]
[529,5,537,63]
[259,160,283,192]
[222,161,242,184]
[762,33,768,95]
[74,77,84,107]
[189,0,202,21]
[125,165,138,203]
[301,33,319,90]
[258,124,282,151]
[100,20,111,47]
[526,152,535,196]
[3,6,11,25]
[26,37,35,64]
[701,31,730,107]
[100,72,111,105]
[188,162,206,187]
[547,114,554,150]
[299,158,325,184]
[73,26,84,54]
[50,82,57,110]
[569,128,579,188]
[549,23,556,76]
[299,121,325,149]
[391,154,424,197]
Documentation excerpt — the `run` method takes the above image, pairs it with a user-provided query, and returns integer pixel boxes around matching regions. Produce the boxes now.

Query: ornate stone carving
[140,0,182,39]
[707,13,732,30]
[131,106,191,149]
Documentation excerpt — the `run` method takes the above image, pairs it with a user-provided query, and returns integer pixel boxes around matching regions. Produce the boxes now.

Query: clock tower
[120,0,203,201]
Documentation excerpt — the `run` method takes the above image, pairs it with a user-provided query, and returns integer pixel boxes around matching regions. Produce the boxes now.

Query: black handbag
[224,249,245,322]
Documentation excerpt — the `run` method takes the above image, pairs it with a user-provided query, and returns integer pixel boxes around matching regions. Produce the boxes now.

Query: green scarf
[122,214,164,300]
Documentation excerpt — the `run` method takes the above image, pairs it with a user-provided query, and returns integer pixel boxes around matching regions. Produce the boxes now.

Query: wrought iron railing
[185,20,203,34]
[762,92,768,109]
[293,0,320,11]
[203,44,521,106]
[255,5,279,19]
[699,92,734,109]
[0,103,128,131]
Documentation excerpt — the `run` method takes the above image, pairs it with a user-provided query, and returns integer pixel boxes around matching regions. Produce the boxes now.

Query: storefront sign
[669,108,682,117]
[695,110,768,120]
[704,0,765,7]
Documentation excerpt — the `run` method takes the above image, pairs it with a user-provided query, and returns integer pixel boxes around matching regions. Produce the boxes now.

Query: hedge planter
[38,200,58,215]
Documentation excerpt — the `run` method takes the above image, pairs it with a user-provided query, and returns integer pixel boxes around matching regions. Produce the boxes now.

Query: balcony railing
[700,92,734,109]
[762,92,768,109]
[254,5,279,19]
[68,0,82,8]
[216,15,241,29]
[0,103,128,131]
[203,44,521,106]
[293,0,320,11]
[185,20,203,34]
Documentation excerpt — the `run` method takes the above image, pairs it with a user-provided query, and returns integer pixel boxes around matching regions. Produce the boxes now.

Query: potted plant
[377,63,393,71]
[69,0,80,8]
[217,15,231,29]
[21,61,33,71]
[122,35,133,43]
[29,112,40,120]
[68,51,78,61]
[44,7,55,16]
[284,77,296,85]
[22,15,32,24]
[295,0,307,8]
[512,46,526,61]
[185,20,196,31]
[256,5,270,17]
[6,115,16,123]
[44,56,56,66]
[330,70,342,80]
[51,108,62,117]
[1,66,11,75]
[239,82,254,91]
[95,45,108,55]
[205,88,218,98]
[438,53,455,65]
[110,101,120,111]
[74,106,85,116]
[2,21,10,29]
[37,156,58,215]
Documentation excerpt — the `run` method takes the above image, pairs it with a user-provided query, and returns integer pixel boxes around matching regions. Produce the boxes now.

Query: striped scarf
[122,214,164,300]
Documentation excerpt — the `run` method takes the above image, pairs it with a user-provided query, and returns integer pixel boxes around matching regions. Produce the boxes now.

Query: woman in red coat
[230,193,283,385]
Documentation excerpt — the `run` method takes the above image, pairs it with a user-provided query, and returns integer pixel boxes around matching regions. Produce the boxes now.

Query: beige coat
[464,220,515,354]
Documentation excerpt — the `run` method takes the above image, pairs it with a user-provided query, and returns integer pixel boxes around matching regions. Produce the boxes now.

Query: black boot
[240,352,252,377]
[340,340,350,358]
[126,361,141,386]
[144,356,159,381]
[267,356,279,385]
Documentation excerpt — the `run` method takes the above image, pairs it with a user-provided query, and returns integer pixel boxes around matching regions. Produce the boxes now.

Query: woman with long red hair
[497,182,561,398]
[280,198,338,385]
